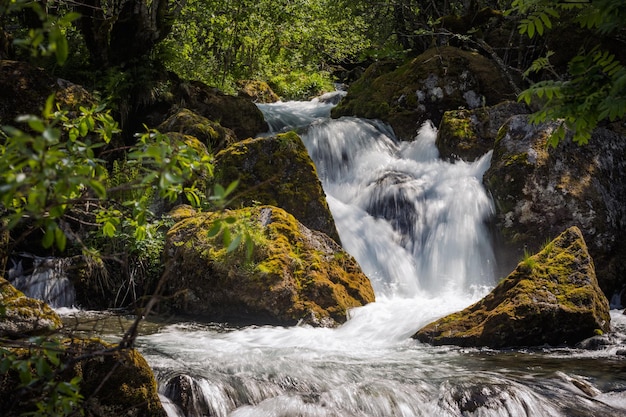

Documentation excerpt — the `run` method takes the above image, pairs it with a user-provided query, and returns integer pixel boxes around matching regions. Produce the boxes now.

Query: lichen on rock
[413,226,611,348]
[163,205,375,327]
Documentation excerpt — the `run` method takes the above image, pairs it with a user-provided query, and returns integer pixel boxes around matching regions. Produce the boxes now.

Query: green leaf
[55,226,67,251]
[102,221,116,237]
[227,234,242,253]
[207,221,222,238]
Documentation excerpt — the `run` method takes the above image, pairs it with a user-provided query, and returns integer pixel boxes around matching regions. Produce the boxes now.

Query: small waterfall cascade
[137,94,626,417]
[7,254,76,308]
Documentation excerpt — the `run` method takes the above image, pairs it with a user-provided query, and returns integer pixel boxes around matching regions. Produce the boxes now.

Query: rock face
[436,101,527,161]
[484,115,626,298]
[0,277,63,338]
[214,131,341,243]
[414,227,611,348]
[163,205,375,327]
[331,46,516,140]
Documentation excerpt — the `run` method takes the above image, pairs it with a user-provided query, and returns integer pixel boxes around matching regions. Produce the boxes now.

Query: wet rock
[158,108,237,153]
[331,46,516,140]
[0,277,63,338]
[436,101,528,161]
[414,227,611,348]
[483,115,626,298]
[214,131,340,243]
[163,205,375,327]
[162,374,208,417]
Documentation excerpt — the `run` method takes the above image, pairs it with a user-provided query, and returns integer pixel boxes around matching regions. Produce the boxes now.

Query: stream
[48,92,626,416]
[136,92,626,416]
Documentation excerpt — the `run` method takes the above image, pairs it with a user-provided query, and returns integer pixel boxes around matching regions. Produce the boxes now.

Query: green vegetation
[1,0,625,414]
[509,0,626,146]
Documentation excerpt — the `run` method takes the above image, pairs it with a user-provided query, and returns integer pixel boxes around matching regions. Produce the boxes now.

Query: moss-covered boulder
[436,101,527,161]
[237,80,280,103]
[158,108,237,153]
[163,205,375,327]
[66,338,166,417]
[0,337,165,416]
[483,115,626,300]
[331,46,516,140]
[214,131,341,243]
[0,277,62,338]
[414,226,611,348]
[174,80,268,140]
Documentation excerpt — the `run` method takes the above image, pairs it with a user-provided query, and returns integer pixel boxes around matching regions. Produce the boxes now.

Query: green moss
[214,132,340,242]
[414,227,611,347]
[164,206,374,326]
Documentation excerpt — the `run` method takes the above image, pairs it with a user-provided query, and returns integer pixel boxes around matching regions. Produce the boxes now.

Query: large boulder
[483,115,626,299]
[175,80,268,140]
[65,338,166,417]
[158,108,237,153]
[414,226,611,348]
[214,131,341,243]
[0,277,63,338]
[0,337,166,417]
[163,205,375,327]
[331,46,516,140]
[436,101,527,161]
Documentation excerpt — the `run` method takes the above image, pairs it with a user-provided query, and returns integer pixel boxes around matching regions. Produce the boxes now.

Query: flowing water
[132,93,626,416]
[17,92,626,416]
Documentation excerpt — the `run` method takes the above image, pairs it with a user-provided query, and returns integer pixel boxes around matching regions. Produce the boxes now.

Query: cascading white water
[8,255,76,308]
[136,94,626,417]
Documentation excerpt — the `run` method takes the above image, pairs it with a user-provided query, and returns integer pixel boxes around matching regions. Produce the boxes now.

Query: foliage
[509,0,626,146]
[160,0,371,95]
[0,0,80,65]
[0,338,83,416]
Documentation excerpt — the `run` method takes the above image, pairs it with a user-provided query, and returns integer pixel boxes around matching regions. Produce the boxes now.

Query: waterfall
[8,254,76,308]
[136,94,626,417]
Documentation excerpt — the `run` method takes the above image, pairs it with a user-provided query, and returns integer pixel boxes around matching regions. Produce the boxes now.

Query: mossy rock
[158,108,237,153]
[66,338,165,417]
[484,115,626,299]
[163,205,375,327]
[0,60,94,125]
[0,337,165,417]
[331,46,516,141]
[414,226,611,348]
[237,80,280,103]
[214,131,341,243]
[436,101,527,161]
[174,80,268,140]
[0,277,62,338]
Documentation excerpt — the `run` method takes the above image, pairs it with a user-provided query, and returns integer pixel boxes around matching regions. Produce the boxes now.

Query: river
[128,92,626,416]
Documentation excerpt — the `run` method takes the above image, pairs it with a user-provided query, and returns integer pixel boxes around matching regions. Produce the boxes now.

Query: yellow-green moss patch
[163,206,374,326]
[414,226,610,348]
